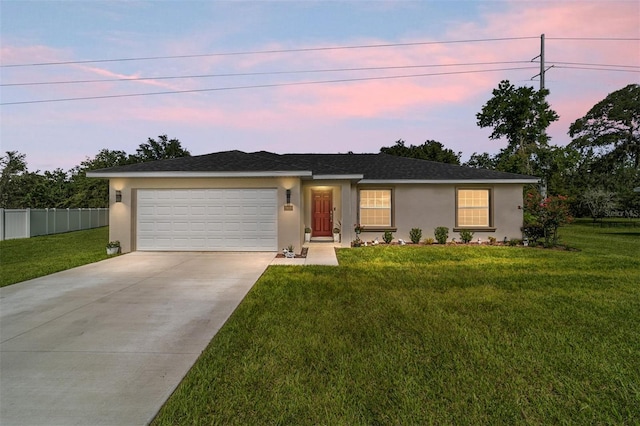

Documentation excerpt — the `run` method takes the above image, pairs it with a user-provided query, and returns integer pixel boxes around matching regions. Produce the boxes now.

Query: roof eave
[87,170,313,178]
[312,174,364,180]
[358,178,540,184]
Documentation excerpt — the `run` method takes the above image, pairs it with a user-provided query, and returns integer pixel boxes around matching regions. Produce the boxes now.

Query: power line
[547,61,640,69]
[1,61,534,87]
[553,65,640,73]
[3,60,634,89]
[3,36,635,69]
[546,37,639,41]
[0,66,538,106]
[1,37,538,68]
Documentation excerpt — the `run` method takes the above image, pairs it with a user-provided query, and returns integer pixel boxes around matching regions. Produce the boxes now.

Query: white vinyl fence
[0,208,109,241]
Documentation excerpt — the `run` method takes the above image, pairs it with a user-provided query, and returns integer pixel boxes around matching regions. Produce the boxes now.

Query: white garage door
[137,189,278,251]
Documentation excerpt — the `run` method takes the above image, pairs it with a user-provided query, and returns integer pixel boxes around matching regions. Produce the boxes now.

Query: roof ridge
[281,153,366,175]
[251,151,314,171]
[376,152,538,179]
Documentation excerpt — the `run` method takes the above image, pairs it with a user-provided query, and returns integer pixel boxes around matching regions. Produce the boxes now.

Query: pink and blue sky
[1,0,638,172]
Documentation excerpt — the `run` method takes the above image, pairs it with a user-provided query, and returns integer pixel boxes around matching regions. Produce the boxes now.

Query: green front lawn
[0,227,110,287]
[153,224,640,425]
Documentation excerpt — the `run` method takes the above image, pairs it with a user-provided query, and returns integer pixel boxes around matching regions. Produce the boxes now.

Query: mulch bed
[350,241,580,251]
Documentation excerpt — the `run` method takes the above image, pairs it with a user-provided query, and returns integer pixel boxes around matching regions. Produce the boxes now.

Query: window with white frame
[457,189,491,227]
[359,189,391,227]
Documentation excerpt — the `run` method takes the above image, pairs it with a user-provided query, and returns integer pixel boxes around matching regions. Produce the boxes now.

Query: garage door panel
[173,221,189,232]
[156,191,173,200]
[206,221,223,231]
[156,206,172,215]
[160,221,174,230]
[190,206,206,215]
[224,206,241,215]
[224,221,241,232]
[207,206,224,215]
[137,189,277,251]
[190,221,206,232]
[242,222,258,232]
[242,206,258,215]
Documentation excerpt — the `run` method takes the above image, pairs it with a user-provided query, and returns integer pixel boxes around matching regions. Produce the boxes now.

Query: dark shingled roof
[89,150,538,181]
[281,153,537,180]
[89,150,309,173]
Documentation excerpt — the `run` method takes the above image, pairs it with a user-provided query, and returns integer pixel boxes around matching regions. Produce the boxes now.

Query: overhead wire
[1,61,536,87]
[546,37,639,41]
[551,65,640,73]
[1,66,540,106]
[2,36,637,105]
[0,36,539,68]
[547,61,640,69]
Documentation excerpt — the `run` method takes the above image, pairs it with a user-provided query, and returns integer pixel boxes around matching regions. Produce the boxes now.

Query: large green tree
[69,149,132,208]
[0,152,74,208]
[70,136,191,207]
[1,135,192,209]
[0,151,28,208]
[476,80,559,176]
[569,84,639,169]
[380,139,461,164]
[133,134,191,162]
[463,152,497,170]
[568,84,640,215]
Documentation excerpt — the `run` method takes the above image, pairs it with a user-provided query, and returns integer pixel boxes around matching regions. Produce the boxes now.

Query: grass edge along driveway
[152,224,640,425]
[0,227,110,287]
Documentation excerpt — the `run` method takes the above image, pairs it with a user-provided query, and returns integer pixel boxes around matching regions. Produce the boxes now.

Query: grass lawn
[153,223,640,425]
[0,226,110,287]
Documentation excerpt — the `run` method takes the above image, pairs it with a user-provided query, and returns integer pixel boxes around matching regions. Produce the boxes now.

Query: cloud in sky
[1,0,638,171]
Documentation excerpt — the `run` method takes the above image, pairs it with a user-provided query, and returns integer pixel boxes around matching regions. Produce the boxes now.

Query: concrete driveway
[0,251,274,426]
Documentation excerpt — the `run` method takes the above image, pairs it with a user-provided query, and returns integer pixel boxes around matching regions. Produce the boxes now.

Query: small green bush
[459,230,474,244]
[383,230,393,244]
[424,237,435,245]
[509,238,521,246]
[487,236,497,245]
[434,227,449,244]
[409,228,422,244]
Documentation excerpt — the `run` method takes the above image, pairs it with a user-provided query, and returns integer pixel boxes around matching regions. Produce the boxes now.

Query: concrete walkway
[270,242,340,266]
[0,252,274,426]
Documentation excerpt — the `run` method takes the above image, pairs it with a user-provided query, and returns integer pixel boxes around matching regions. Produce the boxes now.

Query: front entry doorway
[311,190,333,237]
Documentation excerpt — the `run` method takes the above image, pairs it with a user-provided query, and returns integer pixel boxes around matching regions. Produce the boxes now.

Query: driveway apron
[0,252,274,426]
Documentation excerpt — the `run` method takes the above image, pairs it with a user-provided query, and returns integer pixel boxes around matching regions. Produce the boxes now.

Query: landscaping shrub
[383,230,393,244]
[459,229,474,243]
[424,237,435,245]
[523,189,572,247]
[409,228,422,244]
[434,226,448,244]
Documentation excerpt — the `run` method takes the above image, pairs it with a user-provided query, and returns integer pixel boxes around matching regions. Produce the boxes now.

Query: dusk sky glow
[1,1,638,172]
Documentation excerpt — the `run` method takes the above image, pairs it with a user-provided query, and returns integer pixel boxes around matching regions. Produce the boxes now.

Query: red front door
[312,190,333,237]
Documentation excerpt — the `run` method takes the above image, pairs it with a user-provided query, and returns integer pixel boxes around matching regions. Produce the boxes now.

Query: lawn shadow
[603,232,640,237]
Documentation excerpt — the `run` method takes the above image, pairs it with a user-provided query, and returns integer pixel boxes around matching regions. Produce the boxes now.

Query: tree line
[1,82,638,217]
[380,82,639,218]
[0,135,190,209]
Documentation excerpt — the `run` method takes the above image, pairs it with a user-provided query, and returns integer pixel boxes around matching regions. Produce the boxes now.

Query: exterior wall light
[284,189,293,211]
[115,190,122,203]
